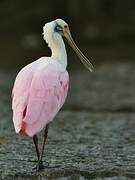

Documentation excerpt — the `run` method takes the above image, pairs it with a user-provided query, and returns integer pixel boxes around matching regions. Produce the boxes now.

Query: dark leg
[37,124,49,171]
[33,134,40,160]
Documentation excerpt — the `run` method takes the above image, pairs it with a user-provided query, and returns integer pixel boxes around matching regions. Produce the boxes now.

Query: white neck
[45,32,67,69]
[51,34,67,68]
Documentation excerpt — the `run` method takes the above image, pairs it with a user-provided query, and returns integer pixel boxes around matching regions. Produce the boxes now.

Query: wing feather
[12,61,69,136]
[12,67,34,133]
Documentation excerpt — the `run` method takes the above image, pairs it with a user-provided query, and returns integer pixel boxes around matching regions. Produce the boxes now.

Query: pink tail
[19,107,27,135]
[19,121,26,135]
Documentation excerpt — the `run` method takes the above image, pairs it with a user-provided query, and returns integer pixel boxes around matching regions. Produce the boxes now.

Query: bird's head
[43,19,94,72]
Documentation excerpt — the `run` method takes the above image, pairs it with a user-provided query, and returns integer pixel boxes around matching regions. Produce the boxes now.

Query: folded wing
[12,62,69,136]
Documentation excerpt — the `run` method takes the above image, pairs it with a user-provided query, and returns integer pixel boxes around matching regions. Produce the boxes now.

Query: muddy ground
[0,61,135,179]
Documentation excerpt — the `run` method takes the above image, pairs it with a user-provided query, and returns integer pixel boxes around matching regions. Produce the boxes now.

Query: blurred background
[0,0,135,112]
[0,0,135,69]
[0,2,135,177]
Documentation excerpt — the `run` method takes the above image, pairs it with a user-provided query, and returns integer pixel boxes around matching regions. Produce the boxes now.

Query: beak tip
[90,66,94,72]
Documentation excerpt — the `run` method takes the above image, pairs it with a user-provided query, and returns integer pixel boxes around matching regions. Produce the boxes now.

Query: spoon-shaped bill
[64,31,94,72]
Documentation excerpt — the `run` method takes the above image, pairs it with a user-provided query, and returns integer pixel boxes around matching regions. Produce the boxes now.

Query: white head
[43,19,94,72]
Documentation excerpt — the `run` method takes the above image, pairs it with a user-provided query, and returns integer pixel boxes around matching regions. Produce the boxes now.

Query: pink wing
[12,62,69,136]
[12,66,34,133]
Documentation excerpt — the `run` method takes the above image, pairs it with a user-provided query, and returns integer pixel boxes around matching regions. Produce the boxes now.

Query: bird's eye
[64,25,68,29]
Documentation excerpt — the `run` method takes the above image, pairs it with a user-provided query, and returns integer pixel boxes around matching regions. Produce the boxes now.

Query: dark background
[0,1,135,178]
[0,0,135,69]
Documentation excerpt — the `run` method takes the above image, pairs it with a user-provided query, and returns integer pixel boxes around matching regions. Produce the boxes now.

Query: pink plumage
[12,57,69,136]
[11,19,93,170]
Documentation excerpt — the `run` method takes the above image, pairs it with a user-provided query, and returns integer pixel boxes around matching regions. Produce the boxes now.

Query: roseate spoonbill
[12,19,94,171]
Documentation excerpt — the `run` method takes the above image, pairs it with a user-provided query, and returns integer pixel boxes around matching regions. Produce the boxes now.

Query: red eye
[64,25,68,29]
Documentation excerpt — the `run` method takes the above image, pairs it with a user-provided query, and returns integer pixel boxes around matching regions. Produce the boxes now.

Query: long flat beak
[64,31,94,72]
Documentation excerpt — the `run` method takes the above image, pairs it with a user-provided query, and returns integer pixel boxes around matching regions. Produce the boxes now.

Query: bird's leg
[37,124,49,170]
[32,134,41,170]
[33,134,40,160]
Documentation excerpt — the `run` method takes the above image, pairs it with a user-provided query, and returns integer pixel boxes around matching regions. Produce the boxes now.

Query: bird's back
[12,57,69,136]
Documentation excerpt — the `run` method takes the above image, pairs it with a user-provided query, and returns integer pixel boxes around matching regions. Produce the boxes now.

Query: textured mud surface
[0,62,135,179]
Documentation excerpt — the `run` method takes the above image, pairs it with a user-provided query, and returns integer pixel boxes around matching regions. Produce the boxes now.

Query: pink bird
[12,19,93,171]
